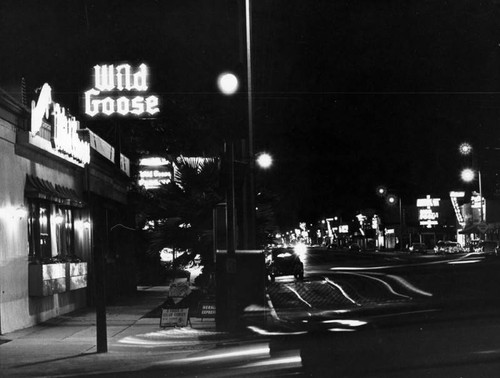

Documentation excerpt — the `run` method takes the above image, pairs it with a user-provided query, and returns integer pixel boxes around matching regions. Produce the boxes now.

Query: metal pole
[479,170,483,222]
[86,163,107,353]
[399,197,403,251]
[245,0,256,249]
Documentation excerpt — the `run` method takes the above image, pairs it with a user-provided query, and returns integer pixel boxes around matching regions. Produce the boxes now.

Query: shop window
[27,200,75,263]
[54,207,74,259]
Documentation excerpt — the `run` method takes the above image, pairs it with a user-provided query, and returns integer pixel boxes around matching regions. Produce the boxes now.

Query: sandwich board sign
[160,307,189,328]
[199,301,216,320]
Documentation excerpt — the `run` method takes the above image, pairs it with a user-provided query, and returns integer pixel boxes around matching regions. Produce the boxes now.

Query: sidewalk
[0,285,235,378]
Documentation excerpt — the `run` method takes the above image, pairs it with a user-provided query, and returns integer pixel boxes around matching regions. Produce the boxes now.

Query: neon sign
[417,194,440,228]
[138,157,172,190]
[85,63,160,117]
[31,83,90,166]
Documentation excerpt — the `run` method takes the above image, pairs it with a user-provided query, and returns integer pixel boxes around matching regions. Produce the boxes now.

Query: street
[261,247,500,376]
[77,249,500,377]
[116,248,500,377]
[3,248,500,377]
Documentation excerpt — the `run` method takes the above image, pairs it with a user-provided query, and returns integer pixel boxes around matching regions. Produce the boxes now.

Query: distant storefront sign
[31,83,90,167]
[417,194,440,228]
[450,191,465,226]
[85,63,160,117]
[138,157,172,189]
[339,225,349,233]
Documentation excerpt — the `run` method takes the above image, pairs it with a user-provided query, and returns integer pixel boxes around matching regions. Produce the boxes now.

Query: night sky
[2,0,500,226]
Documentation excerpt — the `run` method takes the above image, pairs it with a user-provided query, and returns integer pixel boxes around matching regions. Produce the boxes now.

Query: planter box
[29,263,67,296]
[66,262,88,290]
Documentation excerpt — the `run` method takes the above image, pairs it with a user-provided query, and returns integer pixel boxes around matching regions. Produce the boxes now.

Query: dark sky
[2,0,500,225]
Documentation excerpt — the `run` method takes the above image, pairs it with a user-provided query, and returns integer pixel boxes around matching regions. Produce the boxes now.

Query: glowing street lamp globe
[461,168,475,182]
[376,186,387,197]
[459,143,473,156]
[217,72,239,95]
[256,152,273,169]
[386,194,398,205]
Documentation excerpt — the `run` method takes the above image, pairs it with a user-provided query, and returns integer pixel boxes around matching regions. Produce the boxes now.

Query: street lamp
[256,152,273,169]
[377,186,404,251]
[217,72,239,95]
[459,142,473,156]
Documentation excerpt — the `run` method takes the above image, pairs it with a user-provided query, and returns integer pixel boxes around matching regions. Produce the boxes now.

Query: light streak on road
[285,285,313,308]
[238,355,302,369]
[448,259,482,265]
[339,272,411,299]
[327,328,356,332]
[321,319,367,327]
[329,254,485,271]
[168,344,270,363]
[324,277,359,305]
[247,325,307,336]
[385,274,433,297]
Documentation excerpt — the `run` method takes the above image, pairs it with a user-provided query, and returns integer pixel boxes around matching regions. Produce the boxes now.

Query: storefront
[0,84,134,334]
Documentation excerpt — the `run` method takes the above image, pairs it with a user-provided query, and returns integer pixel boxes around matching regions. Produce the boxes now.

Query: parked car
[434,241,446,254]
[445,242,463,254]
[409,243,426,254]
[434,241,463,254]
[266,247,304,283]
[474,241,498,255]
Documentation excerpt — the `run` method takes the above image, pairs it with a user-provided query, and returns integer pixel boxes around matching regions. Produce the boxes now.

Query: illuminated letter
[31,83,52,135]
[131,96,145,115]
[85,88,101,117]
[145,96,160,115]
[116,64,132,91]
[94,65,115,91]
[101,98,115,115]
[132,64,148,91]
[116,96,130,115]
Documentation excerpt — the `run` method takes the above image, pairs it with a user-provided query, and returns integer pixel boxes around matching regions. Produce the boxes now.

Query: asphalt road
[263,247,500,377]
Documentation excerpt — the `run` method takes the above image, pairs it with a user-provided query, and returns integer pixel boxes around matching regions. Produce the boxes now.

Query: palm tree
[147,156,222,272]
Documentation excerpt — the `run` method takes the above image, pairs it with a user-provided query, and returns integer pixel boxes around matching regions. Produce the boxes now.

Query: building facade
[0,84,135,334]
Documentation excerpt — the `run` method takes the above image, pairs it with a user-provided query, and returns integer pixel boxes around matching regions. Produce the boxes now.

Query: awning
[25,175,85,208]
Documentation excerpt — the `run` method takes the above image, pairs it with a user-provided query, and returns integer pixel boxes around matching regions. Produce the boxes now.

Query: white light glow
[293,242,307,258]
[217,72,239,95]
[461,168,475,182]
[459,142,473,155]
[139,157,171,166]
[256,152,273,169]
[322,319,367,327]
[247,325,307,336]
[172,346,270,362]
[387,195,397,205]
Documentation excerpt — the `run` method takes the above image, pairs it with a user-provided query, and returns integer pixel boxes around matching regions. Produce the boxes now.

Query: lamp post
[377,186,404,251]
[244,0,256,249]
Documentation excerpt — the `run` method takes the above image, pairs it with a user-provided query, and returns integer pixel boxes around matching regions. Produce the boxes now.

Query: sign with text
[199,301,216,318]
[417,195,440,228]
[85,63,160,117]
[31,83,90,166]
[160,307,189,327]
[138,157,172,189]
